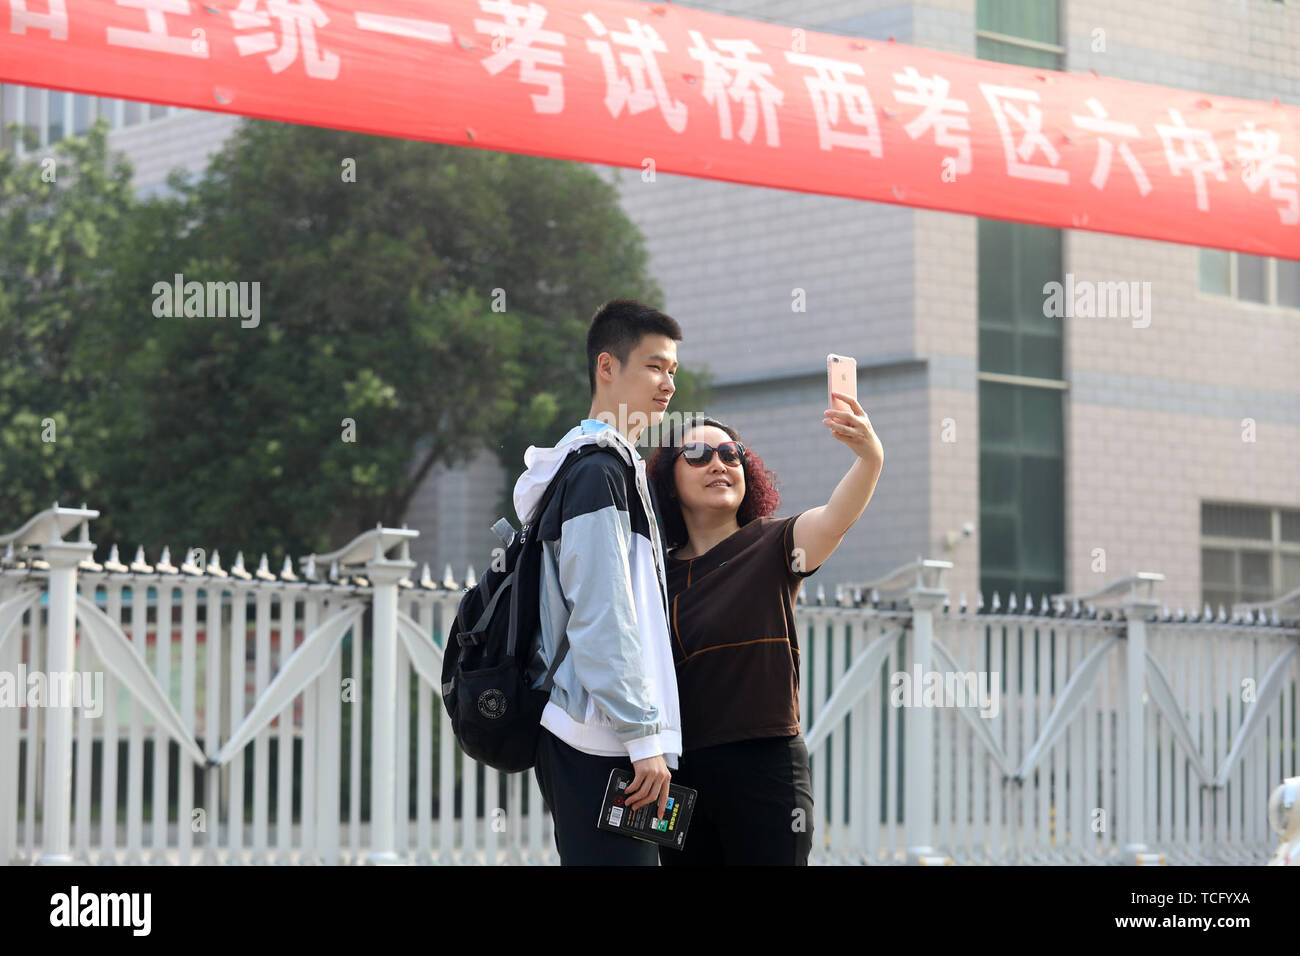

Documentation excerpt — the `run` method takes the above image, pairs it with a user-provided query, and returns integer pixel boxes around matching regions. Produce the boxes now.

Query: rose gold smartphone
[827,354,857,413]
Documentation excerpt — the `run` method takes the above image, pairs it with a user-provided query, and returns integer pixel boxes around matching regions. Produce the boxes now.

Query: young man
[512,298,682,865]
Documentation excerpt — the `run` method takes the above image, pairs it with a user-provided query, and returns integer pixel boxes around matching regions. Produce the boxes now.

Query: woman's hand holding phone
[824,391,884,463]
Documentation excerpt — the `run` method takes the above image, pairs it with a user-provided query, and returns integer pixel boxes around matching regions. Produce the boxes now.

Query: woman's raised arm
[791,391,884,573]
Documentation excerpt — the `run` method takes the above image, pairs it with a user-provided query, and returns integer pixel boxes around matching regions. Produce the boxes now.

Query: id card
[596,768,697,850]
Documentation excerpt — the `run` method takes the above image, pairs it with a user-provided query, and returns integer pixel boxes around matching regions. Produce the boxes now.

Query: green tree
[0,119,134,523]
[69,119,705,561]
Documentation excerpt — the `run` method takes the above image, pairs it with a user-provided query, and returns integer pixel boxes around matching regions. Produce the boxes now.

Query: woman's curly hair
[647,414,781,553]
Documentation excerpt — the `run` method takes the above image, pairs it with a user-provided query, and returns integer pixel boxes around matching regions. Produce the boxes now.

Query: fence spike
[870,586,880,607]
[180,547,204,575]
[1039,593,1050,615]
[328,560,340,582]
[1271,609,1282,627]
[103,544,128,573]
[815,583,826,606]
[207,549,228,578]
[279,556,297,581]
[301,555,318,581]
[1216,603,1227,623]
[230,551,251,580]
[465,564,477,588]
[255,553,276,581]
[442,563,457,589]
[976,591,984,612]
[419,563,435,589]
[958,591,967,613]
[155,546,178,574]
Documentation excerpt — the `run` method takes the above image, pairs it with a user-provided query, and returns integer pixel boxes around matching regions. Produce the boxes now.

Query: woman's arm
[792,391,884,573]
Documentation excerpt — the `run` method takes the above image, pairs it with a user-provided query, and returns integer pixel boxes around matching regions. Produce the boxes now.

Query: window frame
[1197,248,1300,312]
[2,82,183,158]
[1201,503,1300,608]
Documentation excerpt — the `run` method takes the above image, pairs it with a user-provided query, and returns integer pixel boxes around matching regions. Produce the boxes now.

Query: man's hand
[624,754,671,819]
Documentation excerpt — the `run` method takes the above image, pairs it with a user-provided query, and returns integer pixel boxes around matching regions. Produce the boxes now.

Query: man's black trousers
[533,727,659,865]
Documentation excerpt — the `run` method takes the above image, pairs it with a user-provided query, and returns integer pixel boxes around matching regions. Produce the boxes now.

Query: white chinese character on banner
[583,13,685,132]
[687,30,782,146]
[231,0,339,80]
[979,84,1067,184]
[106,0,204,57]
[474,0,566,115]
[785,51,880,155]
[1154,108,1225,212]
[1070,97,1151,195]
[10,0,68,41]
[354,11,450,44]
[1235,121,1299,226]
[892,66,970,174]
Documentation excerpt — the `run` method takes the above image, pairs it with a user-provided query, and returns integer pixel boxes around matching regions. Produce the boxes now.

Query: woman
[647,392,883,865]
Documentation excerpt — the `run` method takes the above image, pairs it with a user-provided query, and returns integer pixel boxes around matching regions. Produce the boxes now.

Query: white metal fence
[1,506,1296,864]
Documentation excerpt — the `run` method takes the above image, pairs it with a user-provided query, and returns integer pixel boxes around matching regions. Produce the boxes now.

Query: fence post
[33,506,97,865]
[1121,591,1161,865]
[904,572,949,865]
[363,531,415,865]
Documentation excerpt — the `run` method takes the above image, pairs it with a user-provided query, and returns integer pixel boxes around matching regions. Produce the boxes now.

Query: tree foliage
[0,117,708,565]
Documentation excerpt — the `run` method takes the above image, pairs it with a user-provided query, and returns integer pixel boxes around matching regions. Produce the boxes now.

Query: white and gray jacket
[512,419,682,768]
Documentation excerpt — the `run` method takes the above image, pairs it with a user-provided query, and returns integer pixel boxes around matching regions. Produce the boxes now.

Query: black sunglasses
[675,441,746,467]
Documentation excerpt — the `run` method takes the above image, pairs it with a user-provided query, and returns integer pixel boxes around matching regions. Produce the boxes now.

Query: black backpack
[440,441,623,773]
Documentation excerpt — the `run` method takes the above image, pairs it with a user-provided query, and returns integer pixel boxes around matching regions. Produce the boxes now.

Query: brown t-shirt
[665,511,820,751]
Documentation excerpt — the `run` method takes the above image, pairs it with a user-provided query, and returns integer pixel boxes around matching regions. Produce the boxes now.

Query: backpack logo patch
[477,688,508,719]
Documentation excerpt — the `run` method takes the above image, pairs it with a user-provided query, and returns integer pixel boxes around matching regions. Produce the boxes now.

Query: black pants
[659,734,814,866]
[533,727,660,866]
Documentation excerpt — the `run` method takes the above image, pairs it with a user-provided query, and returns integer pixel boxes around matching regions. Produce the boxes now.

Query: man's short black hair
[586,299,683,397]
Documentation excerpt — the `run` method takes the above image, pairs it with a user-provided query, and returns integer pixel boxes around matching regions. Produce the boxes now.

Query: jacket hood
[513,421,640,526]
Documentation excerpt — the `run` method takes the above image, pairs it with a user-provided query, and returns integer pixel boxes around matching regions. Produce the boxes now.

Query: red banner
[3,1,1298,258]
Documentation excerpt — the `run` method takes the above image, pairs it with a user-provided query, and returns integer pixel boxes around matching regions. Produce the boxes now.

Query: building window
[976,0,1066,605]
[1201,502,1300,610]
[1199,248,1300,309]
[0,83,179,155]
[73,94,95,136]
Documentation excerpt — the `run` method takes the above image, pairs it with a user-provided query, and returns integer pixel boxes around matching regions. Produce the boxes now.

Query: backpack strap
[460,566,515,646]
[526,440,627,689]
